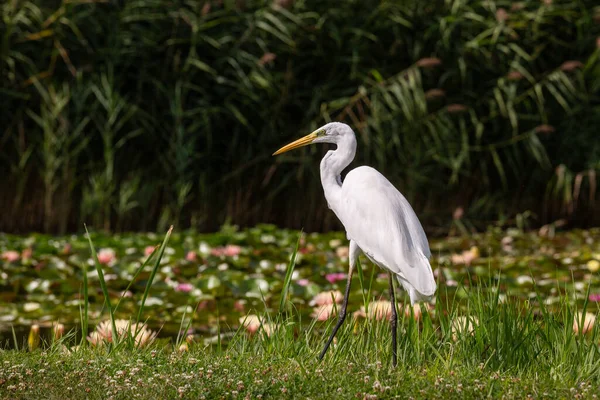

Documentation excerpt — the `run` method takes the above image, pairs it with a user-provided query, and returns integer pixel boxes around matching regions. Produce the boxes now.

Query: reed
[0,0,598,233]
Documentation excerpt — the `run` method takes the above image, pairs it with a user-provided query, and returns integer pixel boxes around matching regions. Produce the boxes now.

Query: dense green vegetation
[3,3,599,396]
[0,328,599,399]
[1,224,600,398]
[1,225,600,398]
[1,0,599,233]
[1,226,600,343]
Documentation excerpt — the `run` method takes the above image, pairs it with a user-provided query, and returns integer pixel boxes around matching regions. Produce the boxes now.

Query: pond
[1,225,599,347]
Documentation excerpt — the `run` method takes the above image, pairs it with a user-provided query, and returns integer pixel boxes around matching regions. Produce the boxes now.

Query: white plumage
[339,166,436,304]
[273,121,436,365]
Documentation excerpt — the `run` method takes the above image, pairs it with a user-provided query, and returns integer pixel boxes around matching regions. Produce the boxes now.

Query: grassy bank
[1,289,600,400]
[0,348,597,399]
[1,226,600,398]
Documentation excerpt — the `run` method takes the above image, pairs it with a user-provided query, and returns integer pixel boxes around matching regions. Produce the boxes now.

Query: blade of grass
[279,230,302,314]
[81,259,89,346]
[355,257,367,312]
[365,263,376,313]
[216,304,222,354]
[114,245,159,313]
[84,224,118,346]
[136,226,173,327]
[11,325,19,351]
[175,307,189,348]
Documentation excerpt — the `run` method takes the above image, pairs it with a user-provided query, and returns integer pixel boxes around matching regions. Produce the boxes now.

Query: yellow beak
[272,130,323,156]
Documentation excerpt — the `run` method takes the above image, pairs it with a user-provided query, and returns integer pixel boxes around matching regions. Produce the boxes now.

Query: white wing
[335,166,436,298]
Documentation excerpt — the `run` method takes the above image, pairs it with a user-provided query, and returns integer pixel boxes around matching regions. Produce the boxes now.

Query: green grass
[0,347,595,399]
[1,292,599,399]
[1,227,600,397]
[84,224,118,347]
[1,226,599,342]
[81,225,174,350]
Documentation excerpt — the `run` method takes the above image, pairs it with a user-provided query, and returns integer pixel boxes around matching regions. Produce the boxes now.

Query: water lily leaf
[244,278,270,298]
[140,297,164,306]
[197,276,221,292]
[23,302,40,312]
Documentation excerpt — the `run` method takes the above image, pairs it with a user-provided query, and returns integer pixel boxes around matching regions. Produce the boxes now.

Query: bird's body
[313,122,435,304]
[273,122,436,366]
[336,166,435,304]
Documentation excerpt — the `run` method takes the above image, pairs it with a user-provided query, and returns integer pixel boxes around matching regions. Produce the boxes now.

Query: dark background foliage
[1,0,599,234]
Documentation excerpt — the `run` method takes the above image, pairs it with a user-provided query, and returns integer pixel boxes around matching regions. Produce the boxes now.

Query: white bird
[273,122,436,366]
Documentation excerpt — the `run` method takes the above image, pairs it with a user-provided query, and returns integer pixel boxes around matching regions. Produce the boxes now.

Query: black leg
[318,268,354,361]
[388,272,398,367]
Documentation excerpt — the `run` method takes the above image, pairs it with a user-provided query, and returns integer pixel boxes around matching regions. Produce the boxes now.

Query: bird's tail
[396,275,436,305]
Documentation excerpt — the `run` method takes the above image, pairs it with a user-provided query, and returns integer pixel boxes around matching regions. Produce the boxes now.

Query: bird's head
[272,122,354,155]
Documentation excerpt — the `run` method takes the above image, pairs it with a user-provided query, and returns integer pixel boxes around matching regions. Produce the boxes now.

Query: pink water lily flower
[354,301,394,321]
[97,249,116,265]
[311,304,337,321]
[573,312,596,335]
[403,303,424,321]
[21,248,33,261]
[1,250,20,263]
[335,246,349,258]
[325,272,346,284]
[239,315,262,334]
[366,300,393,321]
[589,294,600,302]
[451,316,479,341]
[61,243,72,255]
[211,244,242,257]
[88,319,156,348]
[144,246,155,256]
[451,246,480,266]
[175,283,194,293]
[185,251,198,262]
[310,290,343,306]
[239,315,276,337]
[233,300,245,312]
[299,243,315,254]
[296,279,310,287]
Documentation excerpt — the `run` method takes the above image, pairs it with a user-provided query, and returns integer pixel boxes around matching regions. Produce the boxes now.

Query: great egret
[273,122,436,366]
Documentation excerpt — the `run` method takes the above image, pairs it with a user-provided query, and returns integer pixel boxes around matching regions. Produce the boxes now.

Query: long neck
[320,138,356,210]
